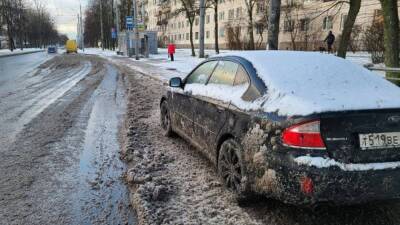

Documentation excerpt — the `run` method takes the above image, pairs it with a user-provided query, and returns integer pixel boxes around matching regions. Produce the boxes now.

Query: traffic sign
[111,28,117,39]
[126,16,134,30]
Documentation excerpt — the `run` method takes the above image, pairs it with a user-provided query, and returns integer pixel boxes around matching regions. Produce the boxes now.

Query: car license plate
[359,132,400,150]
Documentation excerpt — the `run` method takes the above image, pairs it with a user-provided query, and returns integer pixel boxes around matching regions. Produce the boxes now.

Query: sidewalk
[108,48,223,83]
[0,48,44,58]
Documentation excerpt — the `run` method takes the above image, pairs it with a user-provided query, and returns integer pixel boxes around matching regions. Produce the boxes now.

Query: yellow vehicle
[65,40,78,54]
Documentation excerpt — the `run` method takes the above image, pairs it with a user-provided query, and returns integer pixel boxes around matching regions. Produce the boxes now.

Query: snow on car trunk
[215,51,400,116]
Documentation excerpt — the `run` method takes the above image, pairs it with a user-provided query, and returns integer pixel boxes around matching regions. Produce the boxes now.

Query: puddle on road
[73,64,136,225]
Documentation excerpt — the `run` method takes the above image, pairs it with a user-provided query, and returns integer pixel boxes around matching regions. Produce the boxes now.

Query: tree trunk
[380,0,400,84]
[214,2,219,54]
[267,0,281,50]
[189,21,196,56]
[248,9,255,50]
[199,0,205,58]
[337,0,361,58]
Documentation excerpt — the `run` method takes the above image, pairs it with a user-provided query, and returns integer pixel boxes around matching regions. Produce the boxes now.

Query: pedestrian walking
[324,31,335,54]
[167,43,176,61]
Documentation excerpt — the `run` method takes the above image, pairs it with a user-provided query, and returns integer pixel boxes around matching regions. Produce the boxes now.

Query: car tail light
[282,120,326,149]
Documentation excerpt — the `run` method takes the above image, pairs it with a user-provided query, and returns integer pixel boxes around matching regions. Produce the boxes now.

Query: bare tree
[282,0,302,50]
[244,0,256,49]
[209,0,220,53]
[337,0,361,58]
[175,0,198,56]
[379,0,399,83]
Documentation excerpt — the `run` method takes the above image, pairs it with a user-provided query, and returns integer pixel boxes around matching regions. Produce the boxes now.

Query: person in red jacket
[167,43,176,61]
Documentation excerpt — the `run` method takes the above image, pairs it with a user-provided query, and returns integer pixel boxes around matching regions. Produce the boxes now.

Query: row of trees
[84,0,119,49]
[0,0,65,51]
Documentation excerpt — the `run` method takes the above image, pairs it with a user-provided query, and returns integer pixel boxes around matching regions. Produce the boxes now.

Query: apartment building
[140,0,392,50]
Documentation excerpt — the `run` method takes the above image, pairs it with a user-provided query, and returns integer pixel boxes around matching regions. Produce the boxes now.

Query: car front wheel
[160,101,173,137]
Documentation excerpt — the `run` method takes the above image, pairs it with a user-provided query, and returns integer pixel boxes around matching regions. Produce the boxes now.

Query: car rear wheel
[218,139,248,201]
[160,101,173,137]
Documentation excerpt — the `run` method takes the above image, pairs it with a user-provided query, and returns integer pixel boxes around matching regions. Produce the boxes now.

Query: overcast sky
[31,0,89,39]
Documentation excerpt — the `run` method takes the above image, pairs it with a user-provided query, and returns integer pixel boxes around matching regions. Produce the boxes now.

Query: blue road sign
[111,28,117,39]
[126,16,134,30]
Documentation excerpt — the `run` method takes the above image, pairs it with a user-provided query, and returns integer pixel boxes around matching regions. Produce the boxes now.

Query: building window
[206,30,210,39]
[206,15,210,24]
[300,18,310,31]
[187,20,189,27]
[323,16,333,30]
[228,9,235,20]
[195,17,199,26]
[195,32,199,40]
[283,18,294,32]
[186,33,189,40]
[219,27,225,37]
[219,11,225,20]
[236,7,242,18]
[340,14,347,30]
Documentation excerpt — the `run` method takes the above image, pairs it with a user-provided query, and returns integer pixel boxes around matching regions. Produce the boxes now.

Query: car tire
[218,139,249,203]
[160,101,173,137]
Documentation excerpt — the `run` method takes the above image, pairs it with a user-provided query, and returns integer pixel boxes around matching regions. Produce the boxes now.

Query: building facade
[139,0,394,50]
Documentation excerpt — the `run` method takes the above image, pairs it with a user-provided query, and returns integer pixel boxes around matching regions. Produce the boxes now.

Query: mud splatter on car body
[160,55,400,207]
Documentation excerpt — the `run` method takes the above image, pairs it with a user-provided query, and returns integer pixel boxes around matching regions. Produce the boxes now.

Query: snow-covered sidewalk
[0,48,44,58]
[87,48,381,83]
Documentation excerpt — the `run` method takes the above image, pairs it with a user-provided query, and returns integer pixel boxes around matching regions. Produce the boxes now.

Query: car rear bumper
[256,155,400,206]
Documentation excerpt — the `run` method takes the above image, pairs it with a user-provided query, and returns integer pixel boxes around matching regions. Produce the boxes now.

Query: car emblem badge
[388,116,400,124]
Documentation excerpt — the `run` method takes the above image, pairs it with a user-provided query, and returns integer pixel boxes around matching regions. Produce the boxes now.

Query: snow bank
[213,51,400,116]
[294,155,400,171]
[82,48,120,58]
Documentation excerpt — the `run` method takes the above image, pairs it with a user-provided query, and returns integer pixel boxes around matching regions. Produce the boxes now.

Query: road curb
[0,50,45,58]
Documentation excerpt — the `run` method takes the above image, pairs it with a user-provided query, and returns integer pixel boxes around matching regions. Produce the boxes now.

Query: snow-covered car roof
[214,51,400,116]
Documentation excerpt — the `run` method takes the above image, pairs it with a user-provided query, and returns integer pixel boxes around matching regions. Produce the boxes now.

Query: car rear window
[186,61,218,84]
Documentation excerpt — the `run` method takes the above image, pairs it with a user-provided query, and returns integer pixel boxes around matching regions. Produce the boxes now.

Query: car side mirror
[169,77,183,88]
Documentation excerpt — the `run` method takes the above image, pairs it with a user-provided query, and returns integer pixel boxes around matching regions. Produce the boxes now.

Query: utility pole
[80,3,84,52]
[100,0,105,50]
[77,14,80,47]
[133,0,140,60]
[199,0,205,58]
[115,0,121,52]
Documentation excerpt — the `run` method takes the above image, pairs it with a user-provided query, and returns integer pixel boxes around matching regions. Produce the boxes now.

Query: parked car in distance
[65,40,78,54]
[47,46,57,54]
[160,51,400,206]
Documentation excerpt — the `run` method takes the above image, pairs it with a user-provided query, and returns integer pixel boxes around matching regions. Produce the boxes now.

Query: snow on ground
[82,48,122,58]
[0,48,43,57]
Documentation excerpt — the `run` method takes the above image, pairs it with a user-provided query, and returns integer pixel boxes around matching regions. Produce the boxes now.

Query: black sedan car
[160,51,400,206]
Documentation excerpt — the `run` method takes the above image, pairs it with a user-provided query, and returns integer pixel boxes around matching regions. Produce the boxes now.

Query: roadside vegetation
[0,0,67,51]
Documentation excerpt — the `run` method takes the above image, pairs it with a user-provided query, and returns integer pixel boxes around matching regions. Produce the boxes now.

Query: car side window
[186,61,218,85]
[208,61,238,86]
[234,66,249,86]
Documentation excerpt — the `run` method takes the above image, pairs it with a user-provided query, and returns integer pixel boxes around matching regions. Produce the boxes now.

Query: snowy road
[0,54,136,225]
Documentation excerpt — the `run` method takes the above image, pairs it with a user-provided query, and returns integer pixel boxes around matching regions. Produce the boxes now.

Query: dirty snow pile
[204,51,400,116]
